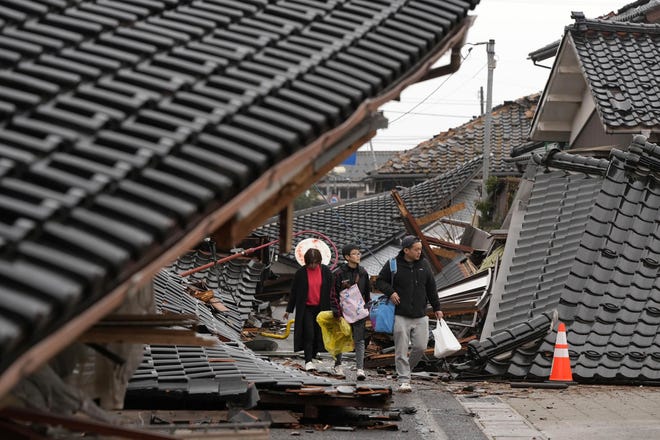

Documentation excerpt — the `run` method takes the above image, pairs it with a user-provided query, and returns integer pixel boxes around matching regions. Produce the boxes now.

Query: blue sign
[342,153,357,166]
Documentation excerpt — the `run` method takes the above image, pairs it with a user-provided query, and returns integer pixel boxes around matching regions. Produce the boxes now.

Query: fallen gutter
[0,16,476,399]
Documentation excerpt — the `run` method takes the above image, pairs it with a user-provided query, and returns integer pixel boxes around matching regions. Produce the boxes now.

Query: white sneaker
[356,369,366,381]
[398,382,412,393]
[305,361,316,371]
[333,365,345,377]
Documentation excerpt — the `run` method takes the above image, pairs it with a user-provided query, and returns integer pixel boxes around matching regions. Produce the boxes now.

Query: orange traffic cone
[549,322,573,381]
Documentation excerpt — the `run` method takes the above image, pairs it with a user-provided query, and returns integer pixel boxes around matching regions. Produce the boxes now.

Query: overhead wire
[387,46,476,125]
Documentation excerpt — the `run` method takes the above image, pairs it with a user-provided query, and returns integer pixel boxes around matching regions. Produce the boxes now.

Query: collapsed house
[251,3,660,387]
[0,0,484,436]
[466,6,660,382]
[470,137,660,382]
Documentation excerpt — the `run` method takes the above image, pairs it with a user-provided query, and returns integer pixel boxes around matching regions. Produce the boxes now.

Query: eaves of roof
[530,16,660,143]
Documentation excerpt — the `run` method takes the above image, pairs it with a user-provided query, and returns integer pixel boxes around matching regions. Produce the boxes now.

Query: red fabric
[305,265,322,306]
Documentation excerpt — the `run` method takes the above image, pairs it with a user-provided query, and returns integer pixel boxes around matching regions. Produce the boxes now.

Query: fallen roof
[0,0,481,396]
[257,156,483,271]
[370,94,538,178]
[478,135,660,383]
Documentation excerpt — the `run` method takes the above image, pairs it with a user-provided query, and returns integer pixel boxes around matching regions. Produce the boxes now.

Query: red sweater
[305,265,321,305]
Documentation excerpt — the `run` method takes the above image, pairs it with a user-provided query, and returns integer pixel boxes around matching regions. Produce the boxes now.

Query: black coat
[286,264,333,352]
[375,252,440,318]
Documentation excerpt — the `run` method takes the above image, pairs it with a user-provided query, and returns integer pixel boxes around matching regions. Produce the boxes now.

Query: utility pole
[482,39,495,198]
[479,86,484,116]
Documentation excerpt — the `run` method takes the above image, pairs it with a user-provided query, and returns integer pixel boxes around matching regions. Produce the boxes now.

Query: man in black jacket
[375,235,443,392]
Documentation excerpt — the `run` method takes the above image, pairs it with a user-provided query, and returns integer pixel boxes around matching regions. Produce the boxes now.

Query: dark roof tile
[373,95,538,178]
[0,0,482,388]
[569,20,660,133]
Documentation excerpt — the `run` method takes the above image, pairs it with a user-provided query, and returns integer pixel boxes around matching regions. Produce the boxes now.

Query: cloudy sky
[360,0,626,151]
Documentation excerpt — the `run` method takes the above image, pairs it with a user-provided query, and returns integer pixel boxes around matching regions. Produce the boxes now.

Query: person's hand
[390,292,400,305]
[435,310,444,320]
[283,312,289,320]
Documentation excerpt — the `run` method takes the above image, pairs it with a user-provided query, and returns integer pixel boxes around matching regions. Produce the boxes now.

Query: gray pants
[335,318,366,369]
[393,315,429,382]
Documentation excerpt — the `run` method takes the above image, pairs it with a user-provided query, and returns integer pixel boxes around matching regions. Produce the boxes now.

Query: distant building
[316,150,401,200]
[365,95,540,194]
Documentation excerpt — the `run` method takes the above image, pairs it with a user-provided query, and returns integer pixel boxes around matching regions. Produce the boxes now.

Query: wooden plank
[0,406,177,440]
[391,189,443,272]
[78,327,219,346]
[416,202,465,225]
[431,247,457,259]
[258,391,391,410]
[98,313,198,326]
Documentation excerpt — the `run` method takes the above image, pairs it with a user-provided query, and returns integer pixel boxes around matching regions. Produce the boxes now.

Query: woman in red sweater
[283,248,334,371]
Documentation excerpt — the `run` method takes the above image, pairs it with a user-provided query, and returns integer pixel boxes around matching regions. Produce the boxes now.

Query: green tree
[294,190,323,210]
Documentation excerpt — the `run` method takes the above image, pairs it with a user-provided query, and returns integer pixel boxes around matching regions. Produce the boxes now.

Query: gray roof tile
[569,19,660,133]
[476,136,660,383]
[258,156,483,269]
[373,95,538,177]
[0,0,481,381]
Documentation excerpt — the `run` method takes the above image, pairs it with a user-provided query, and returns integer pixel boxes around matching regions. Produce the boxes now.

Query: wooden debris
[78,326,219,346]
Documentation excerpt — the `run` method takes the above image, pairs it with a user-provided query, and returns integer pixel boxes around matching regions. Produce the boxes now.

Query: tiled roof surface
[528,137,660,381]
[360,244,399,277]
[127,342,334,404]
[155,252,266,342]
[0,0,480,381]
[129,259,334,403]
[482,136,660,383]
[258,156,483,268]
[570,19,660,132]
[434,255,477,291]
[489,169,604,335]
[422,179,479,241]
[372,94,538,177]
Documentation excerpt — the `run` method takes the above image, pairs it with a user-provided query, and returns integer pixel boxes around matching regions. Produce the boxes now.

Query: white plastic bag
[433,319,461,358]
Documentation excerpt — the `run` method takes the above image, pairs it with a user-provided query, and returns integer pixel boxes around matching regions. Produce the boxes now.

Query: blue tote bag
[369,296,395,334]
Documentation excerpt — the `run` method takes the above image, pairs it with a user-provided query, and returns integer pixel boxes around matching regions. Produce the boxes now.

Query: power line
[385,110,474,117]
[387,47,476,125]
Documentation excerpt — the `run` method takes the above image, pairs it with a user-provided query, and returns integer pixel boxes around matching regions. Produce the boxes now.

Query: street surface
[266,306,660,439]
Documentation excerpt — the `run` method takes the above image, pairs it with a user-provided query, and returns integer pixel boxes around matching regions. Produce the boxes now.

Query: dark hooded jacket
[286,264,333,352]
[375,251,440,318]
[330,263,370,317]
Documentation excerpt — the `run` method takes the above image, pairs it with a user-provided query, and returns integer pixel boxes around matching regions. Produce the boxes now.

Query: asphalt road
[268,372,488,440]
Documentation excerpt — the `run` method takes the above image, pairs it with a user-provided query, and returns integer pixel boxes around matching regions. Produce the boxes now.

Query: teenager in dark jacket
[330,243,370,380]
[283,248,334,371]
[375,235,443,392]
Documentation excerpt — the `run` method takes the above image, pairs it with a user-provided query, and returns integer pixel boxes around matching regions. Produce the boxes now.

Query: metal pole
[482,39,495,197]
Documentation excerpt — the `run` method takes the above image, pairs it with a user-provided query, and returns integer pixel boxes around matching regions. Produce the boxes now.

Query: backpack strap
[389,258,397,286]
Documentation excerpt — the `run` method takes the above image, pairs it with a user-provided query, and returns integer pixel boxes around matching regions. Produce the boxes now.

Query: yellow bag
[316,311,354,357]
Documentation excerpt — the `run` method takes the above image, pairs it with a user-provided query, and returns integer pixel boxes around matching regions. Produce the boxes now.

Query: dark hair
[342,243,360,258]
[401,235,420,249]
[304,248,322,265]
